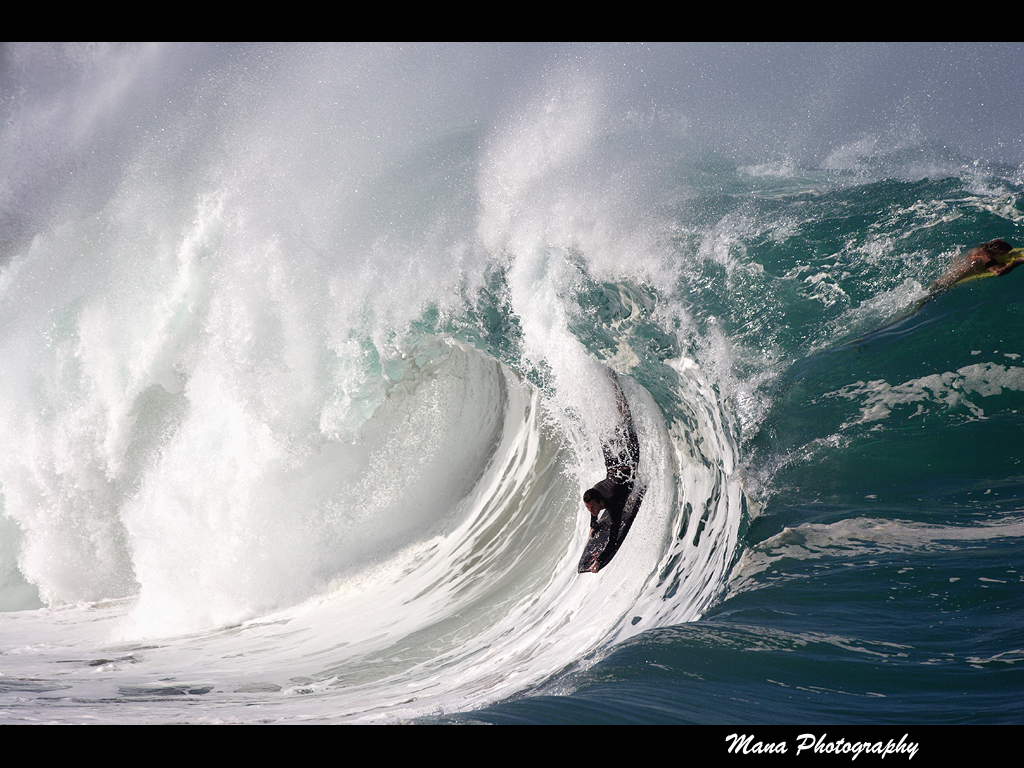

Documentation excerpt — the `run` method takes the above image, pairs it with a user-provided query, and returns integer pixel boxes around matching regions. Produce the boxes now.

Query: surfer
[930,239,1024,291]
[582,375,640,573]
[874,239,1024,332]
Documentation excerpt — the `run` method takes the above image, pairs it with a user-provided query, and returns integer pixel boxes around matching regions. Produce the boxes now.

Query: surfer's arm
[989,255,1024,276]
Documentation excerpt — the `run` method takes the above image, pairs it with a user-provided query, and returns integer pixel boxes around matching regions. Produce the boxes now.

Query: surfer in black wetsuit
[582,377,640,572]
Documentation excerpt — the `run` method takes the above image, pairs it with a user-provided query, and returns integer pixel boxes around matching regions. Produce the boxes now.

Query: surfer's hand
[991,257,1024,276]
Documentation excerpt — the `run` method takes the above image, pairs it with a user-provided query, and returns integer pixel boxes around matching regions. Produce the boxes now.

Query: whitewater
[2,43,1023,724]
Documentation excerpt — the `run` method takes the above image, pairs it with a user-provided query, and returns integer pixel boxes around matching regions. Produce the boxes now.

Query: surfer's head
[973,239,1013,266]
[583,488,606,516]
[983,239,1013,255]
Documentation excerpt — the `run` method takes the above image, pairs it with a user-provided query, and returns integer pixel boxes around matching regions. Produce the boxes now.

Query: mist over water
[2,43,1023,724]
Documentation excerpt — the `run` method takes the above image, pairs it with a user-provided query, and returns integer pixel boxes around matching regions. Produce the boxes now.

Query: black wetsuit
[588,404,640,559]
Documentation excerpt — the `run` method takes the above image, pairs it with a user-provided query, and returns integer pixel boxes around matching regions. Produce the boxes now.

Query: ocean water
[2,42,1023,725]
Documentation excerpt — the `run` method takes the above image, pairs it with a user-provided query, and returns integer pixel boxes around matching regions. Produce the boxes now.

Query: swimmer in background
[930,239,1024,291]
[876,239,1024,332]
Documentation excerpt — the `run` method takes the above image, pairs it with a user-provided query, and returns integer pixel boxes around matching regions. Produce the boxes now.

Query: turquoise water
[1,43,1023,725]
